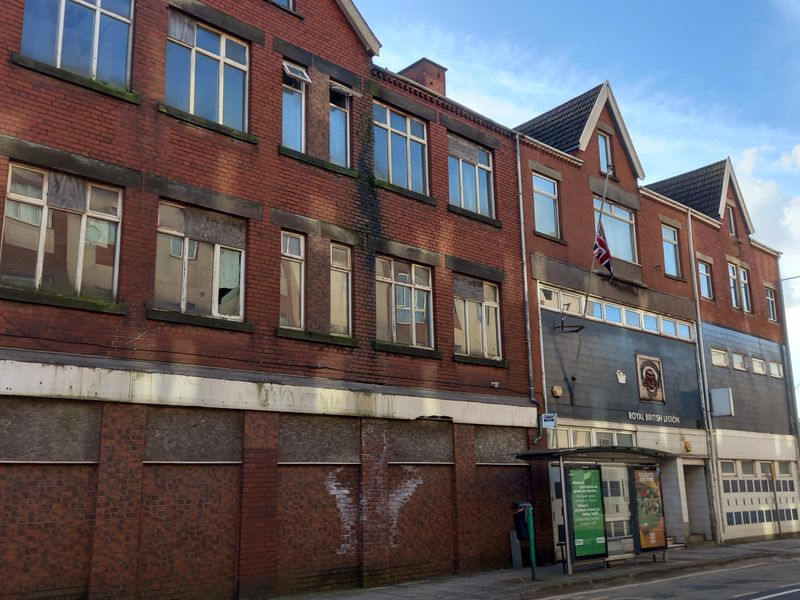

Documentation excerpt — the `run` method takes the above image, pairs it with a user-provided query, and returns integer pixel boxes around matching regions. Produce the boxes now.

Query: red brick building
[0,1,547,597]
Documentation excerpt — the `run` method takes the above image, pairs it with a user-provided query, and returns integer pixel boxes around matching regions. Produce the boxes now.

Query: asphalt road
[551,556,800,600]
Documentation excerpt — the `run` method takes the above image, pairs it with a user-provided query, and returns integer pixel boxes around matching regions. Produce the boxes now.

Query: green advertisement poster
[568,467,607,559]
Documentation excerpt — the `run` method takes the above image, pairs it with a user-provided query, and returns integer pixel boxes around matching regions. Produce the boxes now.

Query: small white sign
[541,413,557,429]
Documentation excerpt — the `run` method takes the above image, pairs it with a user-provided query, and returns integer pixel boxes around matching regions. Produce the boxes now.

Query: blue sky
[357,0,800,390]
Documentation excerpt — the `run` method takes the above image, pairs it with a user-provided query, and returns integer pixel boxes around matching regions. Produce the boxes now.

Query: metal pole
[560,456,573,574]
[526,505,537,581]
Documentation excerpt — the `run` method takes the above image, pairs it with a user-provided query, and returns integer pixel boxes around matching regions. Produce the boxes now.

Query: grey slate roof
[647,160,727,219]
[514,84,604,152]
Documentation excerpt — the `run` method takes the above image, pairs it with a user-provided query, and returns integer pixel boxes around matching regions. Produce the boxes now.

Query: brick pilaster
[88,403,146,599]
[453,424,480,573]
[359,418,390,587]
[238,411,279,599]
[528,428,555,564]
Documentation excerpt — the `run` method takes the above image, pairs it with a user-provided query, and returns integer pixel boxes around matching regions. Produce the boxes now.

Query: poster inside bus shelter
[631,467,667,551]
[567,466,607,560]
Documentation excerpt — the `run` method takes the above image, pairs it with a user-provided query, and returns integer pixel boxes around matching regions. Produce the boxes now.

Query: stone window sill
[157,104,258,144]
[533,231,567,246]
[453,354,508,368]
[374,179,437,206]
[276,327,359,347]
[447,204,502,228]
[0,285,128,314]
[147,307,254,332]
[11,53,140,104]
[371,339,442,359]
[278,146,358,178]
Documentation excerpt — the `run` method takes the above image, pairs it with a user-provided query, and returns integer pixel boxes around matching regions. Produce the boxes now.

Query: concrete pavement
[280,537,800,600]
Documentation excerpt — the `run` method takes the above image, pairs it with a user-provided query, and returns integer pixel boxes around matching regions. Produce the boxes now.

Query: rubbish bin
[512,501,532,541]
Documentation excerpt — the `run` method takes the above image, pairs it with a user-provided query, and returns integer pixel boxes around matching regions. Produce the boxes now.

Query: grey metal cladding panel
[0,398,101,462]
[387,419,454,463]
[541,311,703,427]
[144,406,243,462]
[701,323,792,434]
[279,414,360,463]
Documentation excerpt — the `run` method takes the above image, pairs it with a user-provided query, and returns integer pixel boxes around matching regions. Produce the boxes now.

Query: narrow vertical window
[375,256,433,348]
[727,206,737,238]
[1,165,122,300]
[22,0,134,88]
[739,268,751,313]
[280,232,304,329]
[698,261,713,299]
[329,84,351,167]
[766,288,778,322]
[282,62,310,151]
[533,174,559,238]
[598,132,612,174]
[661,225,680,277]
[330,244,351,336]
[728,263,740,308]
[166,12,249,131]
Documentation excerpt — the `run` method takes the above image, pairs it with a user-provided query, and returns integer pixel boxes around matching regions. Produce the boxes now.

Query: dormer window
[598,132,612,174]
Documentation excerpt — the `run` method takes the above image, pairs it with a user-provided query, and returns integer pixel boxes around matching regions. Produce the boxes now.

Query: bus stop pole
[560,455,573,575]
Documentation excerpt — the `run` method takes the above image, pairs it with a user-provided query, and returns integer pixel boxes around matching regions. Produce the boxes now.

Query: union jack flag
[593,222,613,276]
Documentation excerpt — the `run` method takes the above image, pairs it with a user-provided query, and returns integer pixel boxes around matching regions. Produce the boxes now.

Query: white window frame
[739,268,752,313]
[453,278,502,360]
[595,430,614,447]
[779,462,791,477]
[769,361,784,379]
[594,198,637,263]
[571,429,591,447]
[728,263,740,309]
[448,137,494,218]
[280,231,304,329]
[731,352,747,371]
[741,460,756,477]
[752,357,767,375]
[710,348,728,368]
[598,132,612,174]
[698,261,713,300]
[375,256,434,348]
[1,164,122,298]
[661,224,680,277]
[167,16,249,129]
[766,287,778,322]
[533,173,559,238]
[156,202,244,320]
[329,243,352,336]
[727,205,737,238]
[614,431,635,446]
[282,61,309,152]
[24,0,134,86]
[372,102,428,194]
[329,83,352,168]
[720,460,736,476]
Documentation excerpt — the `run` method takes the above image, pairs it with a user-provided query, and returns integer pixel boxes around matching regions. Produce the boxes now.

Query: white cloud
[779,145,800,172]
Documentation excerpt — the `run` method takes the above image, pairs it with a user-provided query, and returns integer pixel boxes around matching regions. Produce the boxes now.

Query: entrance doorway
[683,464,712,541]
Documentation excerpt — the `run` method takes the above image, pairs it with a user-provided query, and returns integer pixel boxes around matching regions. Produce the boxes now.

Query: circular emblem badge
[639,360,662,400]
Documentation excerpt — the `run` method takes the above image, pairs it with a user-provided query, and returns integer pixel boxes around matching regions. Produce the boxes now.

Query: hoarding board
[631,467,667,551]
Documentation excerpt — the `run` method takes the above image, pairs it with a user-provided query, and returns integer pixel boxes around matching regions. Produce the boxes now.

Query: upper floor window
[166,12,248,131]
[731,352,747,371]
[766,287,778,322]
[727,205,737,238]
[330,244,351,336]
[752,357,767,375]
[373,103,427,194]
[280,232,304,329]
[598,132,612,174]
[727,263,751,312]
[594,198,636,263]
[282,62,310,151]
[329,84,352,167]
[155,202,244,319]
[710,348,728,367]
[533,174,559,238]
[1,165,121,300]
[375,256,432,348]
[661,225,680,277]
[728,263,740,308]
[769,361,784,379]
[22,0,133,88]
[698,261,713,299]
[448,136,494,218]
[272,0,292,8]
[453,275,501,360]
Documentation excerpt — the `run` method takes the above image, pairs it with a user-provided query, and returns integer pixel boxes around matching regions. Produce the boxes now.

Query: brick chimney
[398,58,447,96]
